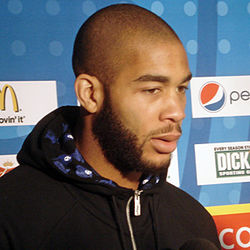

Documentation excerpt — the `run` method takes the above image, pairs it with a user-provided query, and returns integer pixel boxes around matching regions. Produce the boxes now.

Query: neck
[74,114,141,190]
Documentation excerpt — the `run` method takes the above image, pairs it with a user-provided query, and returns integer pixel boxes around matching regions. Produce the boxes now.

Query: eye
[143,88,161,95]
[177,85,189,94]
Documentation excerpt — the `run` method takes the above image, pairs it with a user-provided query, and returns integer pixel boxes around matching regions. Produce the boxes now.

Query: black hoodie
[0,106,220,250]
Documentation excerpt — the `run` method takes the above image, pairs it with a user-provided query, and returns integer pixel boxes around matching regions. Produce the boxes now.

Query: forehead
[115,39,190,84]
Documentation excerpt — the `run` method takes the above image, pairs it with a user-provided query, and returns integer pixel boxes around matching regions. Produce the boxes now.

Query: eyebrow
[133,72,192,85]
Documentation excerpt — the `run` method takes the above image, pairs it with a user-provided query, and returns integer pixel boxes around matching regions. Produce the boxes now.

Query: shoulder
[0,164,76,210]
[0,165,79,249]
[0,165,77,228]
[1,164,65,195]
[157,182,220,247]
[160,181,207,212]
[158,182,213,221]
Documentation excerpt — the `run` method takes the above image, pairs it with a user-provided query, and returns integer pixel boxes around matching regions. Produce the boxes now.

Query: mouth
[150,133,181,154]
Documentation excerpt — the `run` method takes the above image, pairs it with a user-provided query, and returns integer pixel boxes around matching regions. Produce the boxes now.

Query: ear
[74,74,104,113]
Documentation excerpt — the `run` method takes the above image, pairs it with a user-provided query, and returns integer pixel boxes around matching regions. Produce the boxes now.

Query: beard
[92,90,179,176]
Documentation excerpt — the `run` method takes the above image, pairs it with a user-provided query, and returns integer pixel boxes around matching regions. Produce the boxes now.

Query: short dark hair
[72,4,180,85]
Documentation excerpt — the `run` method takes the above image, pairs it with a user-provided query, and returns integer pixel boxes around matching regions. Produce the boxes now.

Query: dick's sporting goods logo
[215,147,250,178]
[195,142,250,185]
[199,82,226,112]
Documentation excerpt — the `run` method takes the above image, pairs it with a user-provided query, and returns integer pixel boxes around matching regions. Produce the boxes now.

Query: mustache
[148,123,182,138]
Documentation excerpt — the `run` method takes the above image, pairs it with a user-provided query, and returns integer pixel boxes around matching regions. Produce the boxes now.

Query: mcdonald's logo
[0,84,19,112]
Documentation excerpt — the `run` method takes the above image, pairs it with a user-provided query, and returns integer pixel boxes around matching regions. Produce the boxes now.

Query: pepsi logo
[199,82,226,112]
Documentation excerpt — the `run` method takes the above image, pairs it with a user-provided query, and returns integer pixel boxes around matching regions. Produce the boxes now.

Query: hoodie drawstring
[111,194,139,250]
[126,196,137,250]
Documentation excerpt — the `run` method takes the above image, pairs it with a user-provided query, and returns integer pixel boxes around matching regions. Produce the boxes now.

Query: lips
[150,134,181,154]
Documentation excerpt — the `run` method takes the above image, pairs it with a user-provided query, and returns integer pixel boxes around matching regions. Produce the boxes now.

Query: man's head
[72,4,180,85]
[73,4,191,176]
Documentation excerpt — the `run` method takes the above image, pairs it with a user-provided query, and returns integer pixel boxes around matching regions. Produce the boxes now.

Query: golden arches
[0,84,19,112]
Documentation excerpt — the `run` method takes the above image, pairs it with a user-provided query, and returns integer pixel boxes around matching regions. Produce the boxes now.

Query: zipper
[134,190,143,216]
[126,190,143,250]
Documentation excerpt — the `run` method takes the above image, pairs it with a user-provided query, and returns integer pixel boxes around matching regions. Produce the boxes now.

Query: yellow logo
[0,84,19,112]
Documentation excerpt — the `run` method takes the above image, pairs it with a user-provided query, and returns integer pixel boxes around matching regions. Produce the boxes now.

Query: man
[0,4,220,250]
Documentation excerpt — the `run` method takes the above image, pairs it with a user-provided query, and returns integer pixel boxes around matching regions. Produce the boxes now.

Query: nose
[159,91,186,123]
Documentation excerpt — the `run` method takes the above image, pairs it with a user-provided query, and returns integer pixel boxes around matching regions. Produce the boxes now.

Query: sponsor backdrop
[0,0,249,248]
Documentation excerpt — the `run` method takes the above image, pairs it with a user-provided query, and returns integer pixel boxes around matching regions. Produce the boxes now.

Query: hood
[17,106,166,196]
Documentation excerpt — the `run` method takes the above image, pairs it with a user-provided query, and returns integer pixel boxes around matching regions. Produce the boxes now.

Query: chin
[138,156,171,175]
[140,165,169,176]
[144,152,172,165]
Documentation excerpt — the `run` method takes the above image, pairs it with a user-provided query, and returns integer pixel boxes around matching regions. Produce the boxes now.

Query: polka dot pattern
[46,0,60,16]
[82,0,96,16]
[11,40,26,56]
[151,1,164,16]
[49,41,64,56]
[223,117,236,130]
[8,0,23,14]
[218,39,231,54]
[247,2,250,14]
[184,1,197,16]
[217,1,228,16]
[186,40,198,55]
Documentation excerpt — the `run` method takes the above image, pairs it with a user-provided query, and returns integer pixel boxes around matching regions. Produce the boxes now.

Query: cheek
[109,89,158,136]
[121,107,144,133]
[117,101,151,136]
[176,92,187,109]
